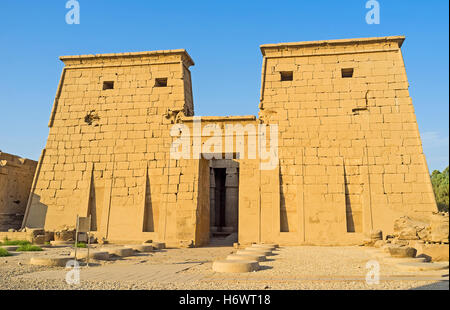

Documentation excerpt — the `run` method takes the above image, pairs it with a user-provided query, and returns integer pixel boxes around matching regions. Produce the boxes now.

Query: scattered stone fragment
[430,213,449,243]
[410,242,449,262]
[389,246,417,258]
[50,240,73,246]
[148,242,165,250]
[54,229,75,242]
[370,230,383,241]
[373,240,385,248]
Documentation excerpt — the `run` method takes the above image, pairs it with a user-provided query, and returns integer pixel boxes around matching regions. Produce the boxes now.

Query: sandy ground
[0,245,448,290]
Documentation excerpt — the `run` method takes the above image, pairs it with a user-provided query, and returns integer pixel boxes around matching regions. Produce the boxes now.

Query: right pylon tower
[258,36,437,244]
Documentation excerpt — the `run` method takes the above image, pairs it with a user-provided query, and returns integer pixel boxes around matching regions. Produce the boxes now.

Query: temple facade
[23,36,438,246]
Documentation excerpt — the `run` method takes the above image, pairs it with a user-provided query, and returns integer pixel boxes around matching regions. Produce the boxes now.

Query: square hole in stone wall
[155,78,168,87]
[341,68,354,78]
[280,71,293,81]
[103,81,114,90]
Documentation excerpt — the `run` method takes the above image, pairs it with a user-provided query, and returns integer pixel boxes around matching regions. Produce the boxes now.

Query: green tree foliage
[431,166,449,212]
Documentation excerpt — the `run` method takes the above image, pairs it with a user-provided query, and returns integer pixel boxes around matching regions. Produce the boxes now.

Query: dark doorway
[208,159,239,246]
[213,168,226,230]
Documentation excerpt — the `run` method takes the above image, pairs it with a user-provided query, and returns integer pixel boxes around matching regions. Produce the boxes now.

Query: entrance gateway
[22,36,438,247]
[209,158,239,245]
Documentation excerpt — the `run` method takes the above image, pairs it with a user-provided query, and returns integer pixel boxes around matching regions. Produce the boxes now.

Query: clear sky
[0,0,448,172]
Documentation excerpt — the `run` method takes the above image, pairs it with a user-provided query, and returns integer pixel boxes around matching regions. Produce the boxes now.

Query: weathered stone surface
[251,244,276,251]
[54,229,75,242]
[391,238,409,246]
[370,230,383,240]
[50,240,73,246]
[104,247,135,257]
[243,247,273,256]
[394,216,426,240]
[70,250,110,260]
[32,235,46,245]
[29,256,71,267]
[227,253,266,262]
[20,36,438,247]
[430,212,449,243]
[148,242,165,250]
[417,227,431,241]
[410,241,449,262]
[398,227,419,240]
[212,260,259,273]
[0,152,37,231]
[388,246,417,258]
[44,231,54,243]
[24,228,45,237]
[127,244,154,252]
[237,249,272,256]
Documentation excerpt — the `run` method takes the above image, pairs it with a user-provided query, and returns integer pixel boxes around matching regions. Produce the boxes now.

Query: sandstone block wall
[258,36,437,244]
[22,36,438,246]
[0,152,37,231]
[23,50,198,245]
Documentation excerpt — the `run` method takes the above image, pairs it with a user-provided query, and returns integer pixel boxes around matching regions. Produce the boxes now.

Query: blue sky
[0,0,448,172]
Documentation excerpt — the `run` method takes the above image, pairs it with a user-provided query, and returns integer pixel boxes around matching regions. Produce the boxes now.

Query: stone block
[389,246,417,258]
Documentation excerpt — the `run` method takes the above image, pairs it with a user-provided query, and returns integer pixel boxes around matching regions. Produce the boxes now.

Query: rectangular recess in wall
[341,68,354,78]
[102,81,114,90]
[155,78,168,87]
[280,71,293,81]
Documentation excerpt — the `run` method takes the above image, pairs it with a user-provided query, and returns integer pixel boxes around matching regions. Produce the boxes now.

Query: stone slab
[251,244,275,251]
[29,256,71,267]
[226,254,266,262]
[70,250,110,260]
[104,247,135,257]
[212,260,259,273]
[126,244,154,252]
[389,246,417,258]
[243,247,272,256]
[143,242,165,250]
